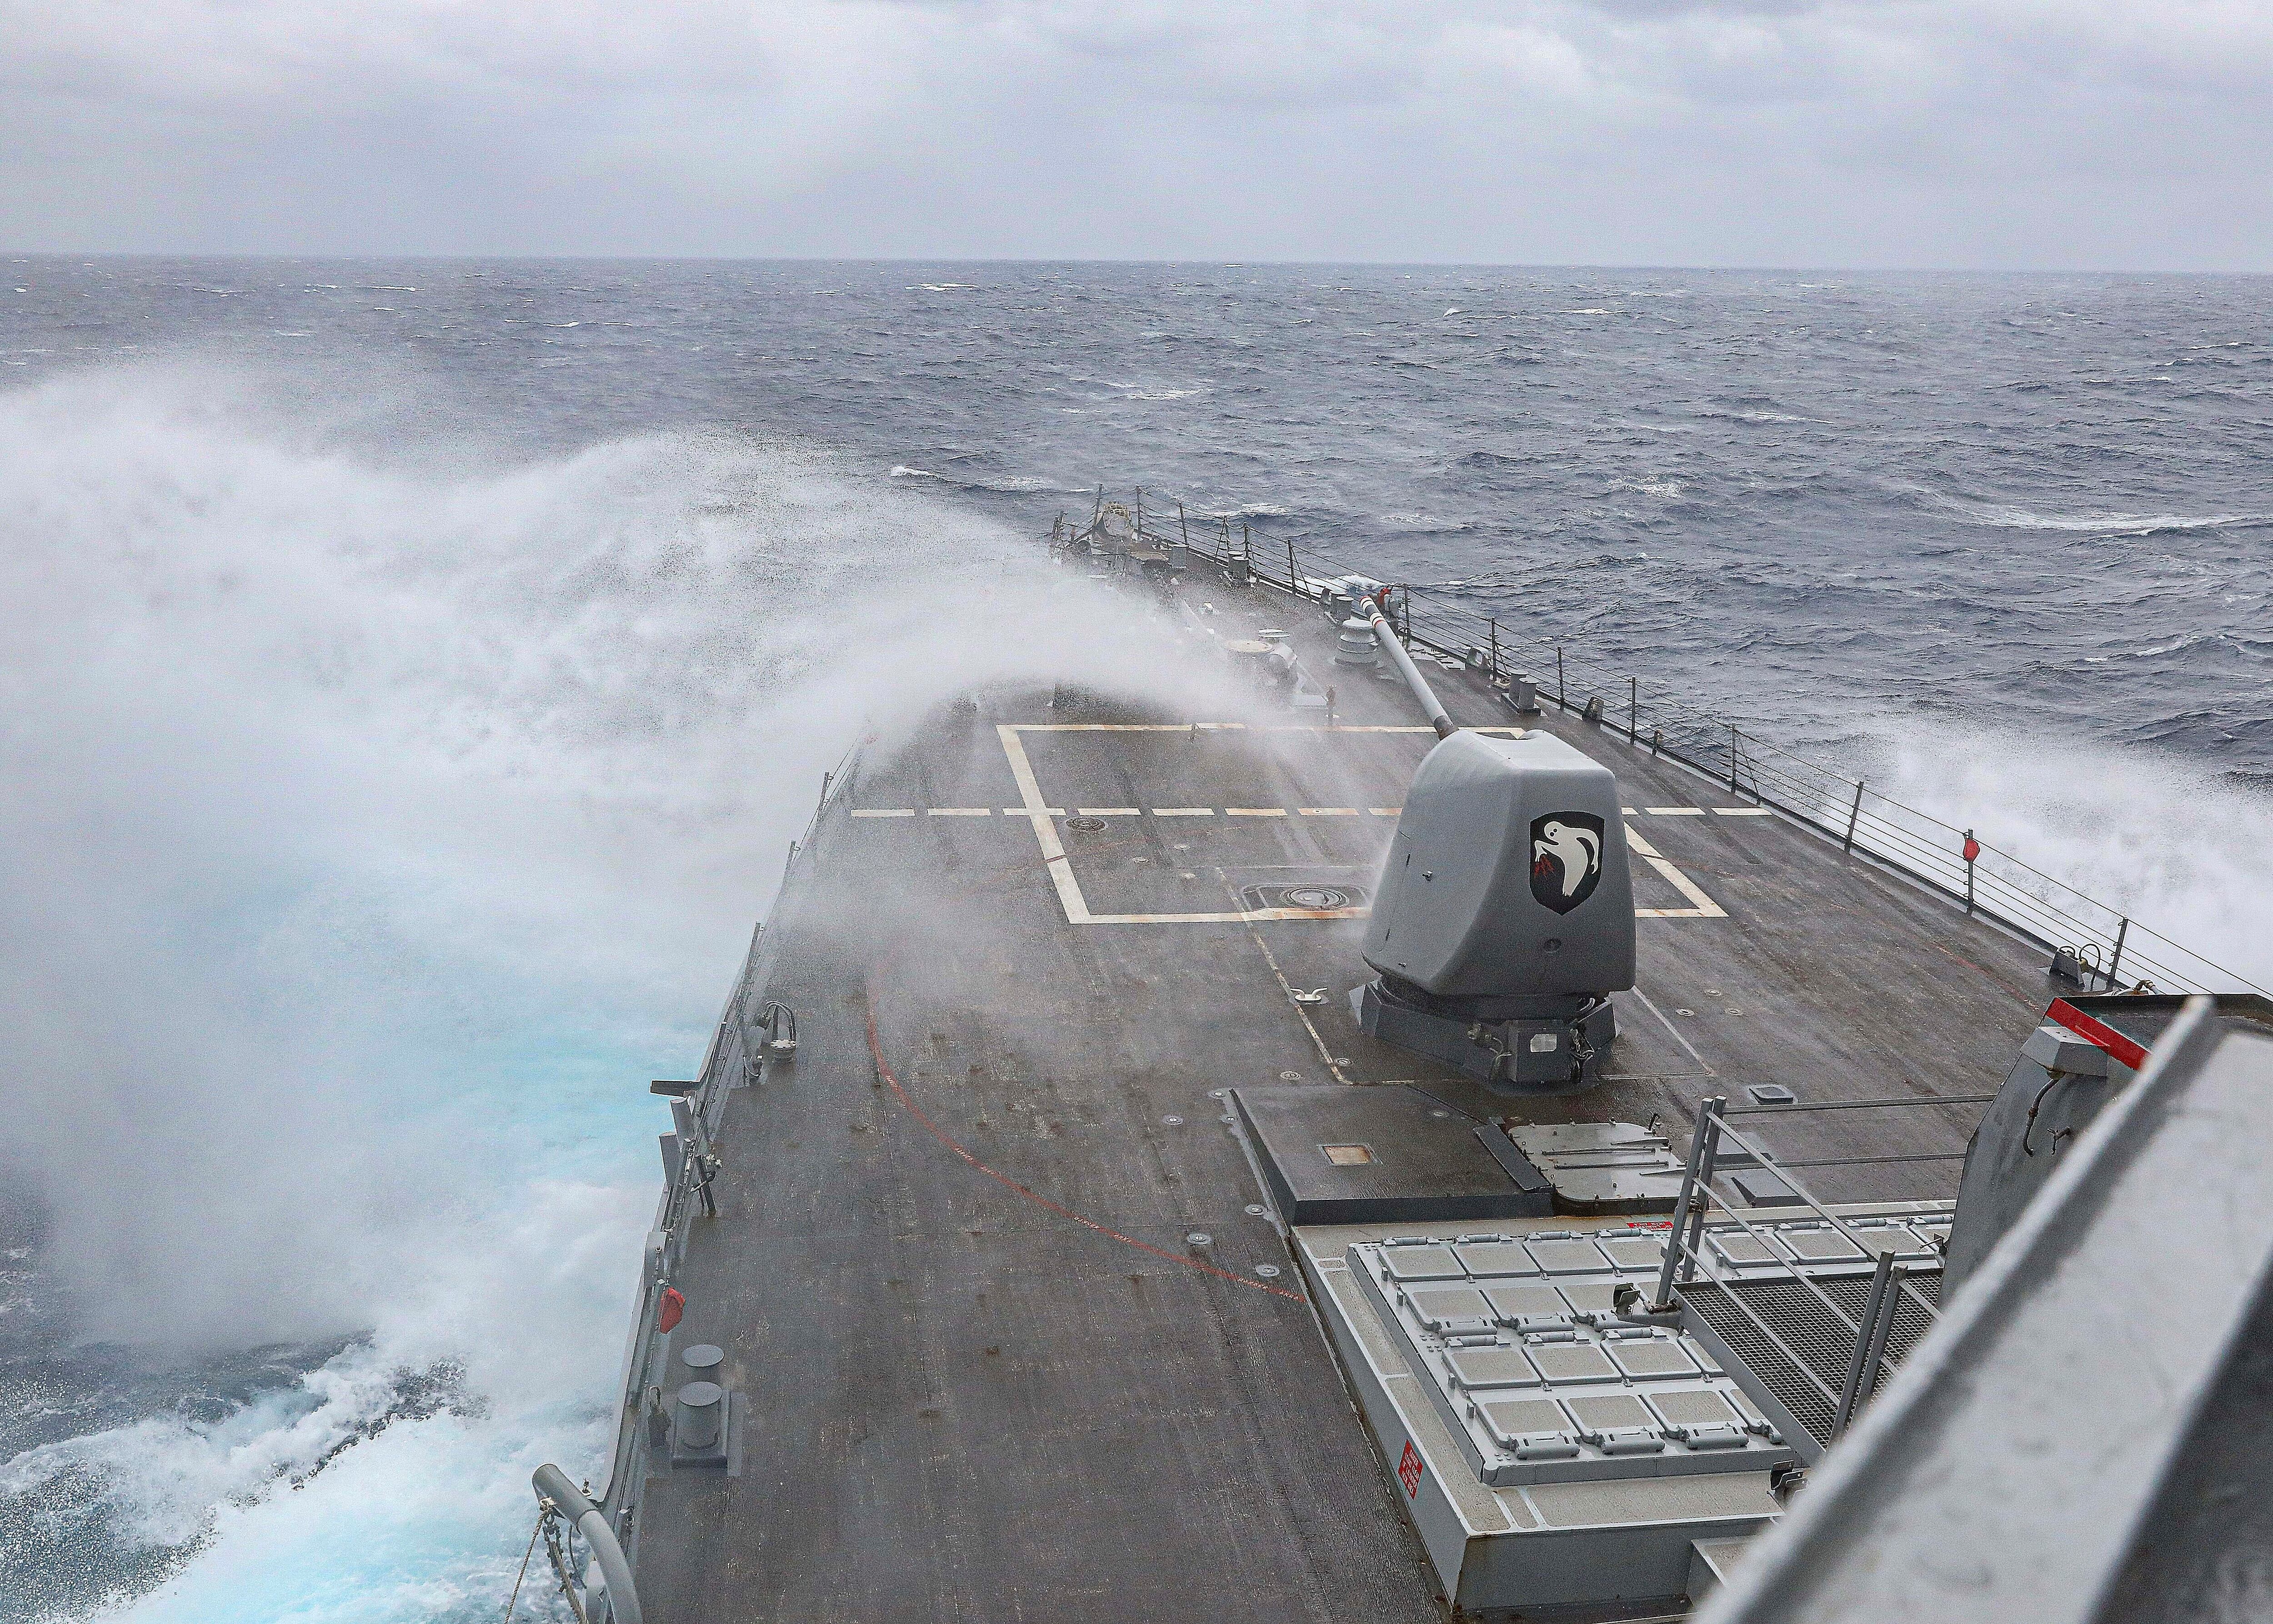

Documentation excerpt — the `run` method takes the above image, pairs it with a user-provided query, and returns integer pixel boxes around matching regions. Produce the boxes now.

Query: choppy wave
[5,260,2273,1622]
[1934,499,2268,534]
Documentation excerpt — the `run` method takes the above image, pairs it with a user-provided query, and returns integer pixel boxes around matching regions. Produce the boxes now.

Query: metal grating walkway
[1681,1273,1942,1446]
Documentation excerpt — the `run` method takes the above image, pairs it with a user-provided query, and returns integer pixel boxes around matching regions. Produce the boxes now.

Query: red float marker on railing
[656,1286,686,1333]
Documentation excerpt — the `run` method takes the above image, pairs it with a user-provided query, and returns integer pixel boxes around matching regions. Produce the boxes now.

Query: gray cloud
[2,0,2270,266]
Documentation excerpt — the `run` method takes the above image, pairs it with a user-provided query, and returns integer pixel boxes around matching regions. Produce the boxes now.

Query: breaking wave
[0,362,1227,1623]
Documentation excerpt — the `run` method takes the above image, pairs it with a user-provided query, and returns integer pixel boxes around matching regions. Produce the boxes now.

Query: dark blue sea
[3,259,2268,1620]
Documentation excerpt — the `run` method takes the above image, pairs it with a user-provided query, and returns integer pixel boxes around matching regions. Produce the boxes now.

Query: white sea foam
[1878,722,2273,990]
[0,361,1241,1621]
[1933,498,2266,534]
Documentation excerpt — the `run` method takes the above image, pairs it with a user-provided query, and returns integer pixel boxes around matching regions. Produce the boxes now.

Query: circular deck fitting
[1429,1109,1452,1120]
[1280,1070,1302,1081]
[1220,1114,1237,1125]
[1208,1089,1227,1098]
[1281,885,1351,910]
[1064,816,1107,832]
[1254,1265,1282,1279]
[1245,1203,1268,1217]
[1187,1233,1213,1247]
[1162,1114,1184,1126]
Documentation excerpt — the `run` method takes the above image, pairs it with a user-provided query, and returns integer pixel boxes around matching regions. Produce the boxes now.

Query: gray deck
[631,572,2052,1622]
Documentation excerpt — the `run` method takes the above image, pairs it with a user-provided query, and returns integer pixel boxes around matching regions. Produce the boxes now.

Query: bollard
[676,1381,724,1452]
[1511,676,1541,715]
[683,1343,725,1385]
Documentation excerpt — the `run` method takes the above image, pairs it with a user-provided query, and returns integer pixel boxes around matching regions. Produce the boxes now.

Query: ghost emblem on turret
[1530,812,1606,914]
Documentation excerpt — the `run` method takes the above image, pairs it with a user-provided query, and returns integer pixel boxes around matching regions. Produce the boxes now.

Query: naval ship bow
[527,495,2273,1624]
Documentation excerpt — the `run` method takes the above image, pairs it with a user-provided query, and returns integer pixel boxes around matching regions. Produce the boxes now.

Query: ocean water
[2,258,2268,1620]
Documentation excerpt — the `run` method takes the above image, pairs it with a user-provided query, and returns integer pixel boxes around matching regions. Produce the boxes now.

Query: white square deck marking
[992,724,1731,927]
[1627,825,1727,918]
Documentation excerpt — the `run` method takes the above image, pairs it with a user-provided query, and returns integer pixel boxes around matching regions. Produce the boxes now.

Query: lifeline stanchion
[1652,1096,1726,1310]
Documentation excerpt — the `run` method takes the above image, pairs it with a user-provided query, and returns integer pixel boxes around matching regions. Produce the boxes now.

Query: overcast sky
[3,0,2268,268]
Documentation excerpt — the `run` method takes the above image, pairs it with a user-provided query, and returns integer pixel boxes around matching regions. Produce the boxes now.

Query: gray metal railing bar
[1768,1152,1971,1168]
[1092,512,2254,995]
[1722,1093,1998,1115]
[1702,1114,1944,1325]
[1830,1251,1899,1438]
[591,739,844,1559]
[1692,1170,1872,1342]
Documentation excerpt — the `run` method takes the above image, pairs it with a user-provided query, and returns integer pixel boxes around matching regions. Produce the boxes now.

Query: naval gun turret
[1354,729,1634,1090]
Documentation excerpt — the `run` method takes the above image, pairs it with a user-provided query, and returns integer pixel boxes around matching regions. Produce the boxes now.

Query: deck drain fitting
[1187,1233,1213,1247]
[1255,1265,1282,1278]
[1065,816,1108,832]
[1281,1070,1302,1081]
[1245,1204,1268,1217]
[1162,1115,1184,1126]
[1282,885,1351,910]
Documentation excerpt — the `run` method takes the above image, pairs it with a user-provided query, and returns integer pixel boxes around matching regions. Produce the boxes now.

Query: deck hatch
[1527,1343,1621,1384]
[1598,1234,1665,1270]
[1381,1243,1463,1281]
[1447,1347,1541,1389]
[1558,1282,1623,1315]
[1478,1397,1572,1445]
[1405,1285,1496,1330]
[1454,1242,1537,1276]
[1526,1238,1611,1274]
[1566,1394,1654,1435]
[1706,1232,1781,1268]
[1647,1388,1741,1430]
[1608,1338,1699,1379]
[1482,1283,1565,1322]
[1780,1228,1866,1263]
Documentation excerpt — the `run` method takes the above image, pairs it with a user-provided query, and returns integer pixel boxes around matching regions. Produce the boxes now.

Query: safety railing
[1147,509,2259,999]
[587,748,860,1585]
[1650,1095,1939,1442]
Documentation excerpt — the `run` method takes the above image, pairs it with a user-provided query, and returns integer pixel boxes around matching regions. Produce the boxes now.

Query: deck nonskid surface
[632,577,2050,1619]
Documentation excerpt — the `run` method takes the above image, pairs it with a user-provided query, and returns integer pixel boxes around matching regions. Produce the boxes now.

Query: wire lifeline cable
[500,1509,546,1623]
[864,990,1307,1303]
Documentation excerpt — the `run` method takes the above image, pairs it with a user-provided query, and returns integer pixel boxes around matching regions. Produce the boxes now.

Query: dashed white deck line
[989,723,1725,927]
[1626,823,1728,919]
[995,725,1375,924]
[851,808,916,817]
[1714,807,1772,817]
[1622,806,1639,815]
[1647,806,1707,816]
[1076,807,1140,817]
[1298,808,1359,816]
[927,807,993,816]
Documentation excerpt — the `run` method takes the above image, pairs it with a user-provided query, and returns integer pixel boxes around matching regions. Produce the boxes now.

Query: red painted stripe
[2046,999,2151,1070]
